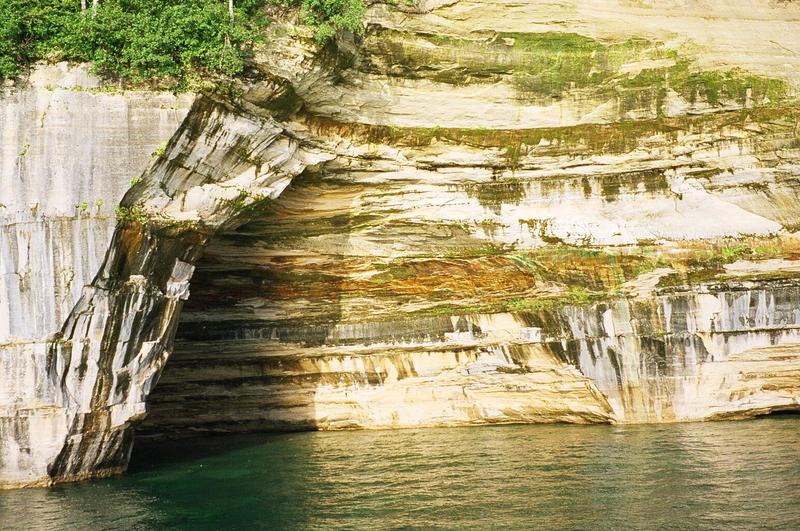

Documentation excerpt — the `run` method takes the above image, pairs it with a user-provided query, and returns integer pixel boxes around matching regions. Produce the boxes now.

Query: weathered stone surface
[4,0,800,488]
[0,66,193,487]
[1,89,335,487]
[0,63,193,343]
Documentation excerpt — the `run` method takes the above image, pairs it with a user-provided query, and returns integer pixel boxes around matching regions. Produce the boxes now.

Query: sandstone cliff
[2,0,800,488]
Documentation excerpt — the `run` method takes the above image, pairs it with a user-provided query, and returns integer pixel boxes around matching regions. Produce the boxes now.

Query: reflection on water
[2,417,800,530]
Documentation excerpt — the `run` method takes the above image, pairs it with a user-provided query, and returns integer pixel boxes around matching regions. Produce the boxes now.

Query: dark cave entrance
[134,171,357,446]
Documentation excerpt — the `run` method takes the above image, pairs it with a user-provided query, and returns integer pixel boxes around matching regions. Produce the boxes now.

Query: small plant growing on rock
[115,204,151,225]
[152,142,167,158]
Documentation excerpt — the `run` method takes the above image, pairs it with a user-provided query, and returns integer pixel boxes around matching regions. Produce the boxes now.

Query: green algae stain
[329,104,799,158]
[620,60,790,108]
[365,27,791,108]
[505,32,607,96]
[502,286,602,314]
[463,179,527,211]
[506,33,677,98]
[518,219,564,245]
[596,168,670,203]
[370,263,417,283]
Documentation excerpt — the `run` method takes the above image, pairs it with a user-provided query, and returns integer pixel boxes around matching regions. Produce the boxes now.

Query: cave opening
[129,158,481,465]
[135,170,354,447]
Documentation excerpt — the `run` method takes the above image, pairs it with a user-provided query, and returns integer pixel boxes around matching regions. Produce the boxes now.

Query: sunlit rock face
[141,178,800,434]
[0,63,193,343]
[0,65,192,487]
[4,0,800,488]
[143,0,800,436]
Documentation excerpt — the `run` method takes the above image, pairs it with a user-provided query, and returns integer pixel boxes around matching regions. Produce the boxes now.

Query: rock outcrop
[3,0,800,488]
[1,64,192,486]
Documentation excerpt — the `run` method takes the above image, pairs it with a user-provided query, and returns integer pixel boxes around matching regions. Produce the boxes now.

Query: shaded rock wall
[37,95,334,486]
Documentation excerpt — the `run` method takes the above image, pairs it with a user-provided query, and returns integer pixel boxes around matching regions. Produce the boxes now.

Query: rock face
[0,64,192,487]
[1,64,193,343]
[3,0,800,488]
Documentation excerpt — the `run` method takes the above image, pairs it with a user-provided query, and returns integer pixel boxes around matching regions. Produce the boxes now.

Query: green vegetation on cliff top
[3,3,791,105]
[0,0,364,87]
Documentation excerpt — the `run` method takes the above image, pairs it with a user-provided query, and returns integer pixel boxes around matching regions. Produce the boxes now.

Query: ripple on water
[1,417,800,530]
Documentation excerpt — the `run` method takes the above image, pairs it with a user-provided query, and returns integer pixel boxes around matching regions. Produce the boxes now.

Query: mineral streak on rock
[3,0,800,488]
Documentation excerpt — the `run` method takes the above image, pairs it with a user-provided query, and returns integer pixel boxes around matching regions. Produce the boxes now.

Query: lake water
[1,417,799,530]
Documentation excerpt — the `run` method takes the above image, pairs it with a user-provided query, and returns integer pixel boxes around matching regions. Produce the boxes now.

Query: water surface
[2,417,799,530]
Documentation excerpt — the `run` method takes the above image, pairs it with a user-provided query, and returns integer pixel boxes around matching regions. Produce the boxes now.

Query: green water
[2,417,799,530]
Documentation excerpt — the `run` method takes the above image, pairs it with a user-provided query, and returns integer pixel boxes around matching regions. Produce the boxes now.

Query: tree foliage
[0,0,365,86]
[296,0,365,42]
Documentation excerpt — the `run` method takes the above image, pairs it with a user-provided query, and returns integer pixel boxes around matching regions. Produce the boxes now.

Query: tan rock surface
[3,0,800,488]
